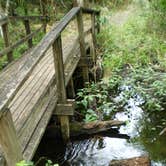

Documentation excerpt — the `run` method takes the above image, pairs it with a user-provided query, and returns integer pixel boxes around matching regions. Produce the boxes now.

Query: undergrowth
[98,2,166,73]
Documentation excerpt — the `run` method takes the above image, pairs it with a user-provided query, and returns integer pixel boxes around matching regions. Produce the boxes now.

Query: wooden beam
[0,111,23,166]
[1,23,13,62]
[24,19,33,48]
[52,35,70,142]
[55,99,75,116]
[77,9,89,83]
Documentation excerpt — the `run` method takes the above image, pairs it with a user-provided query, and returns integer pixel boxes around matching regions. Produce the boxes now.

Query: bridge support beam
[0,111,23,166]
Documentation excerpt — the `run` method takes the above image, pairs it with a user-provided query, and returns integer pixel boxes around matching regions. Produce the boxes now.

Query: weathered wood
[0,111,22,166]
[77,9,89,83]
[55,99,75,116]
[9,15,48,21]
[23,92,58,160]
[91,12,97,62]
[70,120,126,137]
[1,23,13,62]
[24,19,33,48]
[110,156,151,166]
[53,35,70,142]
[0,25,43,57]
[67,77,76,98]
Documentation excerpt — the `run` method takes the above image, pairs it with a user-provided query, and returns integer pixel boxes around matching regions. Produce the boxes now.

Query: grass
[98,2,166,74]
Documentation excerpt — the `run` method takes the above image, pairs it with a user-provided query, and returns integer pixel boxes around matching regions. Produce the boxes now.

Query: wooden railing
[0,6,100,166]
[0,15,49,62]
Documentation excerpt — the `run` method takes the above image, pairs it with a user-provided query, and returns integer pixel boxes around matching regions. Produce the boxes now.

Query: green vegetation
[0,0,73,70]
[75,0,166,121]
[98,5,166,73]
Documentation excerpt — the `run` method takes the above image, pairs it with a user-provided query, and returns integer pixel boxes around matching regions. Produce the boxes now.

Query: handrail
[9,15,49,21]
[0,15,48,26]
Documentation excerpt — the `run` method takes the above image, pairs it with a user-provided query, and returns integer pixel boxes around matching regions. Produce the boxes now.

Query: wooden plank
[23,92,58,160]
[1,23,13,62]
[19,80,56,152]
[10,53,52,119]
[55,99,75,116]
[77,9,89,83]
[0,111,22,166]
[9,51,52,110]
[0,25,43,57]
[24,19,33,48]
[14,63,54,132]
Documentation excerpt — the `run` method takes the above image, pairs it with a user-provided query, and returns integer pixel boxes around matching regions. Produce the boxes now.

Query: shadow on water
[34,85,166,166]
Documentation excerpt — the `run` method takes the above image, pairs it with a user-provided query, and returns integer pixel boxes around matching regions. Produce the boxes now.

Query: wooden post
[96,11,101,34]
[0,111,23,166]
[52,35,70,142]
[77,9,89,83]
[24,19,33,48]
[67,77,75,99]
[91,12,97,63]
[40,0,47,33]
[1,23,13,62]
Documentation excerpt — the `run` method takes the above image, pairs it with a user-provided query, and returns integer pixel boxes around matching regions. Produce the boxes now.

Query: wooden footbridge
[0,7,100,166]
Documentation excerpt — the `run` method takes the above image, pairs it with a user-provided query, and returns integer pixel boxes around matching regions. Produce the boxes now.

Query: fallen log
[110,156,151,166]
[46,120,125,138]
[70,120,126,137]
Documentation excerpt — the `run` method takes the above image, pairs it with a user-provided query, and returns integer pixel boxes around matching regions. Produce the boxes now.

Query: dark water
[34,86,166,166]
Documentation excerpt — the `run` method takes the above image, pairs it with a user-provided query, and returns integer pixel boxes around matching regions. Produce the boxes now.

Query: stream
[34,85,166,166]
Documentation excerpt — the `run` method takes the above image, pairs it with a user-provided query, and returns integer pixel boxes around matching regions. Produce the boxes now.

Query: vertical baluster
[91,12,97,62]
[77,9,89,83]
[24,19,33,48]
[2,23,13,62]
